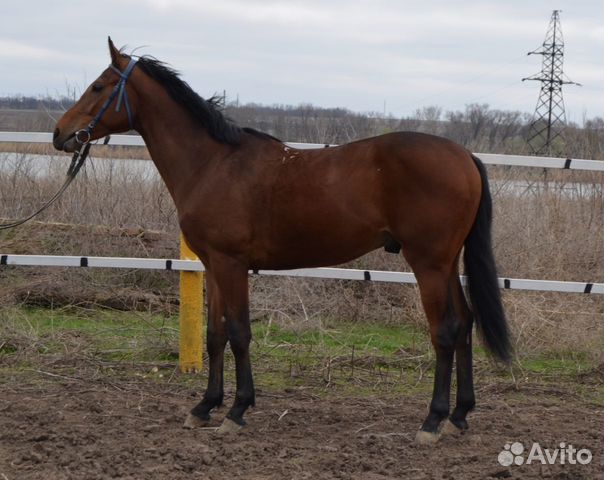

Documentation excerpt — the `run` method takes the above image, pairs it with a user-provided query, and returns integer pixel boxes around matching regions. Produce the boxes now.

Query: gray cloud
[1,0,602,121]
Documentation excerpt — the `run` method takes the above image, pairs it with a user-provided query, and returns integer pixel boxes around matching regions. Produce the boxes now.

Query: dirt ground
[0,372,601,480]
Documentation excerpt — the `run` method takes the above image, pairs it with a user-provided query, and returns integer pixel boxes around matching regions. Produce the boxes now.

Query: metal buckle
[75,129,91,145]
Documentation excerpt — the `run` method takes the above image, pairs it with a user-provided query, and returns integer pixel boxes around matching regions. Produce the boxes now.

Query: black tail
[464,155,511,363]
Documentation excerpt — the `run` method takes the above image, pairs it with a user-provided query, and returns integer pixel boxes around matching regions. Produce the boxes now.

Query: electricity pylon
[523,10,580,155]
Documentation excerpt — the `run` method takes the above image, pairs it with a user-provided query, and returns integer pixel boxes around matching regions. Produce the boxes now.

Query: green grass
[521,355,595,375]
[252,321,425,355]
[247,320,435,395]
[17,306,174,336]
[1,306,601,397]
[0,306,179,362]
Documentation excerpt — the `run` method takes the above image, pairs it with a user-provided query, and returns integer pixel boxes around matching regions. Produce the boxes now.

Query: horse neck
[132,76,229,203]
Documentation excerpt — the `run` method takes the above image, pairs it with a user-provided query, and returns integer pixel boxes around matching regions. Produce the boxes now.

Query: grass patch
[0,306,179,363]
[521,355,594,375]
[17,306,174,337]
[253,321,426,356]
[1,306,601,398]
[248,320,434,395]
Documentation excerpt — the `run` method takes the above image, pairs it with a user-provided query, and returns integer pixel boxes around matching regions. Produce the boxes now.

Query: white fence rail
[1,132,602,295]
[1,254,602,295]
[2,131,604,171]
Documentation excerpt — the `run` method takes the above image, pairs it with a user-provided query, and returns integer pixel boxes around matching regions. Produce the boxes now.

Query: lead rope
[0,142,93,230]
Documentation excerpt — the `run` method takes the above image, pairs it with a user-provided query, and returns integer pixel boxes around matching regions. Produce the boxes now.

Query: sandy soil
[0,373,601,480]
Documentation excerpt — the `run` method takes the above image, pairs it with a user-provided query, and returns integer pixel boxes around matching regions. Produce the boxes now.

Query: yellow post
[179,233,204,373]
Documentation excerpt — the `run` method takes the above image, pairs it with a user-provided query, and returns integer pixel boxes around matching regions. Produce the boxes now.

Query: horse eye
[91,84,103,92]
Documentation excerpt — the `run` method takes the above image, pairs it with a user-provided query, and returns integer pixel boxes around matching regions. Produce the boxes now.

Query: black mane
[135,56,280,145]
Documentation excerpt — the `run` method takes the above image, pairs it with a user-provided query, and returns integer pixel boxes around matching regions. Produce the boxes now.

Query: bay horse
[53,38,510,444]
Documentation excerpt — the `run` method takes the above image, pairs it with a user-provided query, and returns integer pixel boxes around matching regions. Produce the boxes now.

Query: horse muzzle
[53,128,83,153]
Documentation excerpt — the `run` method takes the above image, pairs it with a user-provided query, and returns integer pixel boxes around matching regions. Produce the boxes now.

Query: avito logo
[498,441,592,466]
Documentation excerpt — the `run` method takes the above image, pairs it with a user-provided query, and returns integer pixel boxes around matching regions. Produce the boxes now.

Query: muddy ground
[0,370,601,480]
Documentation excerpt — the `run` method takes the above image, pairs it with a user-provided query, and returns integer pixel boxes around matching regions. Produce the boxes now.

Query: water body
[0,152,601,198]
[0,152,159,183]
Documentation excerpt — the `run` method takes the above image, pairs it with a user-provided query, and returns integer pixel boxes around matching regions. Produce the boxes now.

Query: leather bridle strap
[75,58,138,144]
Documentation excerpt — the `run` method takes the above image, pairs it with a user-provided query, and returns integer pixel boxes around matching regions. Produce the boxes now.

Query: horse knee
[227,324,251,355]
[207,330,227,355]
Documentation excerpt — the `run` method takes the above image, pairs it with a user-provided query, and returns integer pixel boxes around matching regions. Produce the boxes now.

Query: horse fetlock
[234,388,255,408]
[454,397,475,414]
[202,392,224,409]
[192,397,221,415]
[420,396,452,434]
[449,403,473,430]
[418,414,465,444]
[429,400,450,421]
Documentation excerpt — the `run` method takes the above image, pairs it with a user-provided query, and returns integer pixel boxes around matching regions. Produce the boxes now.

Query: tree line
[1,95,602,159]
[0,95,73,111]
[225,102,603,159]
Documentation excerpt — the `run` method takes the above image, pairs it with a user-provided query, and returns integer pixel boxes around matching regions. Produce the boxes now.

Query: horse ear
[108,36,120,66]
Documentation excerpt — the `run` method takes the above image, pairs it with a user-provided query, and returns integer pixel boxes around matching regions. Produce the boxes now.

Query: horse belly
[254,199,386,270]
[256,233,382,270]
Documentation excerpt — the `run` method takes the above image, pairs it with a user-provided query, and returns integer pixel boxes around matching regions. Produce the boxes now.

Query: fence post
[179,233,204,373]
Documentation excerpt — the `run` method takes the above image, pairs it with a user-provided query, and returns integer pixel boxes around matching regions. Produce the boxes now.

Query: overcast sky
[1,1,602,122]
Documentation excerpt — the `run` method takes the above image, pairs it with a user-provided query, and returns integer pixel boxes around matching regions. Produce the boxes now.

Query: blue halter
[75,58,137,144]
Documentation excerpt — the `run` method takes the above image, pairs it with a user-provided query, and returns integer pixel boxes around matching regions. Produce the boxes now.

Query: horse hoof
[216,418,243,435]
[183,413,209,429]
[440,419,465,436]
[415,430,440,445]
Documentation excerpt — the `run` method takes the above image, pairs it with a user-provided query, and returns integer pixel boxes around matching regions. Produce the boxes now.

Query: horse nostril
[53,128,60,140]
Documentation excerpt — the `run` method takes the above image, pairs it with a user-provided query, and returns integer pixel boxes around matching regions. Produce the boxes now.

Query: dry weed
[0,144,602,362]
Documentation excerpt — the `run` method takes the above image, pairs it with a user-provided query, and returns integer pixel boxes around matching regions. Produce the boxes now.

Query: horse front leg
[210,255,255,434]
[185,270,227,428]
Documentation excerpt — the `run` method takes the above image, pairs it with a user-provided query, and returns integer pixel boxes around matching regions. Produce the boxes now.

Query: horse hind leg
[443,275,476,434]
[409,261,459,445]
